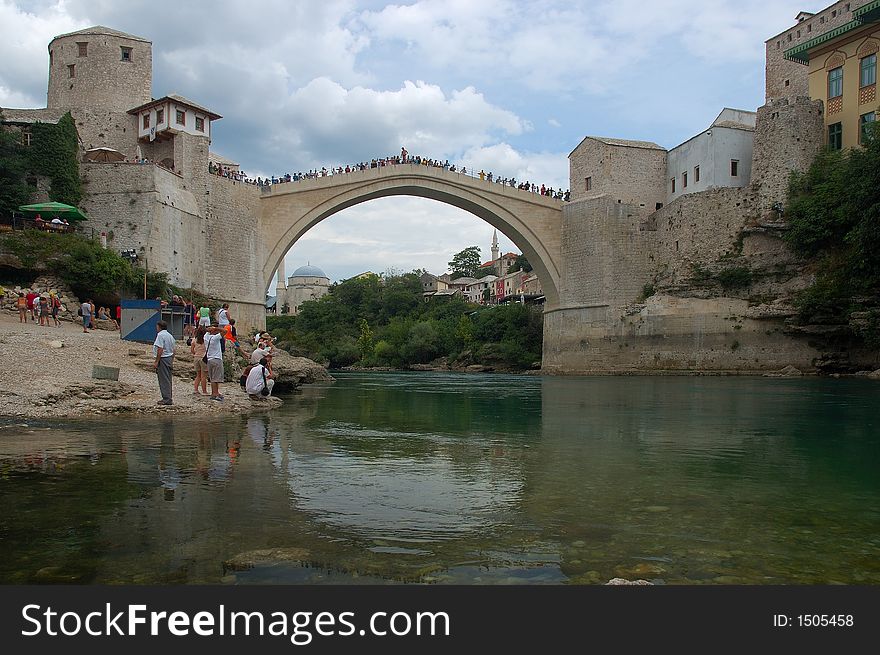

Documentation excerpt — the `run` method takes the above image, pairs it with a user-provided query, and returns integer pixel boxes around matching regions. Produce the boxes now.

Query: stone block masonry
[204,176,266,333]
[750,97,825,211]
[80,162,206,291]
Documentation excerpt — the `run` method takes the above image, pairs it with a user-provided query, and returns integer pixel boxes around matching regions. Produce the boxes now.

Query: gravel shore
[0,312,282,418]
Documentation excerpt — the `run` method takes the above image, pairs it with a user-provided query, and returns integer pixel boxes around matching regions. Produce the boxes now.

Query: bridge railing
[257,162,570,201]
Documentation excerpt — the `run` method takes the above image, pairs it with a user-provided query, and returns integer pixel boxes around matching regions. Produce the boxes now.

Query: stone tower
[46,26,152,154]
[491,229,499,275]
[750,97,825,212]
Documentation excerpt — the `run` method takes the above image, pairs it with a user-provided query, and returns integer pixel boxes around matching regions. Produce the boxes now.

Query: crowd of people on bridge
[209,147,570,201]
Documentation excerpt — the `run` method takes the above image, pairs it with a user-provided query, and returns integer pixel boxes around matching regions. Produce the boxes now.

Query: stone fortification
[204,176,266,332]
[543,95,838,374]
[47,27,152,115]
[568,137,667,209]
[80,162,205,291]
[750,97,826,211]
[559,195,650,308]
[645,186,756,286]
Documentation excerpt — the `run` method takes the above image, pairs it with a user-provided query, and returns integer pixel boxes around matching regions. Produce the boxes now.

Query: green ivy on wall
[26,112,82,206]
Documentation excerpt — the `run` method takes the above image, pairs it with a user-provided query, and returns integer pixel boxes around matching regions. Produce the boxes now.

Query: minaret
[276,258,287,292]
[491,229,500,276]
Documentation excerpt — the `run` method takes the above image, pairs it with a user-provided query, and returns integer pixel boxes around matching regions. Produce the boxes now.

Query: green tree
[357,318,375,362]
[785,123,880,339]
[456,314,474,348]
[508,254,532,274]
[448,245,482,279]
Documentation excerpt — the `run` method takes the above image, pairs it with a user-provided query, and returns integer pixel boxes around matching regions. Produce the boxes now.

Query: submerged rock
[605,578,653,585]
[764,365,803,377]
[223,547,311,571]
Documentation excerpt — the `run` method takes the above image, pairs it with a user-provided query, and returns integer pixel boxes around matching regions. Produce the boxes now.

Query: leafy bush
[785,123,880,336]
[0,229,156,300]
[269,271,543,370]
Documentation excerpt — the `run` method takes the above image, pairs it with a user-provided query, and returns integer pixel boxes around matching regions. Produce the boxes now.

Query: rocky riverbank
[0,311,332,419]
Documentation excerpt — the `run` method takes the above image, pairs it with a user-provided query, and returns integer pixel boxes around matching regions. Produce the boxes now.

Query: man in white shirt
[203,326,225,401]
[152,320,176,405]
[245,357,275,398]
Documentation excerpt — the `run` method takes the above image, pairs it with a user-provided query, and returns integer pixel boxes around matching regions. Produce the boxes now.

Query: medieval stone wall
[560,195,652,308]
[70,108,138,157]
[204,176,266,332]
[79,162,205,290]
[750,97,826,211]
[47,31,152,114]
[569,139,667,209]
[644,186,756,285]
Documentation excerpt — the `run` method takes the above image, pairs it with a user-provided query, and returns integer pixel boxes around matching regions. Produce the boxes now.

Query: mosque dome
[291,264,328,278]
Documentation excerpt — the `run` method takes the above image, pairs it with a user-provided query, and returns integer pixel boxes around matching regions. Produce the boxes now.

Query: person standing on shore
[191,326,208,396]
[38,295,49,327]
[16,293,27,323]
[217,303,231,354]
[203,326,225,401]
[80,299,92,333]
[26,290,37,321]
[153,320,175,406]
[50,293,61,327]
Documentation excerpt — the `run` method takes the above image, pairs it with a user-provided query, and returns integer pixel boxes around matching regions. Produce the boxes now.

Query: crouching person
[244,357,275,399]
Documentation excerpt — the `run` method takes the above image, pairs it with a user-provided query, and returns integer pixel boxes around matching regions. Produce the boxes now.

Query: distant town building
[419,273,462,302]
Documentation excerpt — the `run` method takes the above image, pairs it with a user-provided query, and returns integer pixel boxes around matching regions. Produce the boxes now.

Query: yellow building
[785,2,879,149]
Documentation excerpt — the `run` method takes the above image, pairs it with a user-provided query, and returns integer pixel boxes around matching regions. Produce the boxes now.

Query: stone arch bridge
[258,164,564,308]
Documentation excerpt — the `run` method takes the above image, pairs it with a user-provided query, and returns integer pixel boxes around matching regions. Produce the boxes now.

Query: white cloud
[548,118,561,128]
[0,0,86,107]
[460,143,569,190]
[242,78,529,172]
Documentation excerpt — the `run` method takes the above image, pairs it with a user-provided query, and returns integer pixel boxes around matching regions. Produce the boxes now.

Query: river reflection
[0,373,877,584]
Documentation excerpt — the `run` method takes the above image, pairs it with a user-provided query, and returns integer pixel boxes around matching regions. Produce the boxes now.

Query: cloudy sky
[1,0,810,283]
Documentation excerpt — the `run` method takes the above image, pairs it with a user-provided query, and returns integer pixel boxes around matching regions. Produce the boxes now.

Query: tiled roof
[52,25,150,43]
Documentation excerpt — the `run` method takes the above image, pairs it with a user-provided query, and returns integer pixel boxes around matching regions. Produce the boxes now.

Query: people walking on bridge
[153,320,175,406]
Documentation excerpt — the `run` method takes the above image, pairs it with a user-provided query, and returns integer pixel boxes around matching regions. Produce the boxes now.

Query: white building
[130,93,221,144]
[666,108,756,202]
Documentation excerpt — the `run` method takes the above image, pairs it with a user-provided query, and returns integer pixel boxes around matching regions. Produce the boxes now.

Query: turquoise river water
[0,372,878,584]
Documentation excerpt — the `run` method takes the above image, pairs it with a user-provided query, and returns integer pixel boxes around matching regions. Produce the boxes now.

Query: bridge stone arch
[258,164,563,308]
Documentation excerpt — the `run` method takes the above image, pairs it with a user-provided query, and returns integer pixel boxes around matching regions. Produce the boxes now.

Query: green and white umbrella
[18,202,88,222]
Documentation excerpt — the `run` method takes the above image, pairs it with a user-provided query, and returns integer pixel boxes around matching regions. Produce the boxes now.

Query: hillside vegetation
[267,272,543,370]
